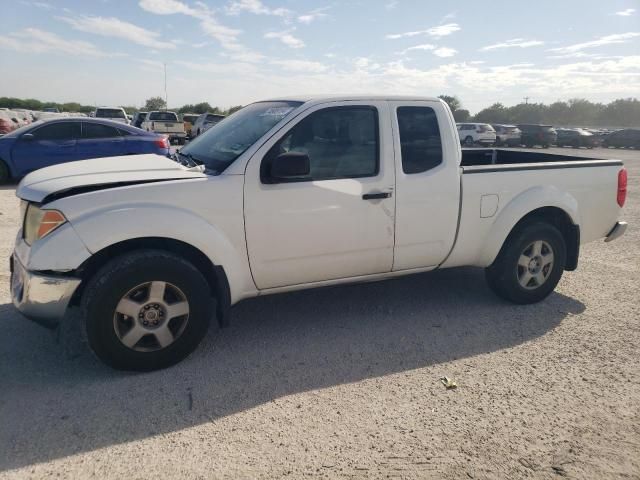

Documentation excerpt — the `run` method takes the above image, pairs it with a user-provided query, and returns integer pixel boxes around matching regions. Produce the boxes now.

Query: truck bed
[461,148,616,168]
[442,148,625,270]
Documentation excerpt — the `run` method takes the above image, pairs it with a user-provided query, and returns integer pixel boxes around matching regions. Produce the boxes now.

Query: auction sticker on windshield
[259,107,295,117]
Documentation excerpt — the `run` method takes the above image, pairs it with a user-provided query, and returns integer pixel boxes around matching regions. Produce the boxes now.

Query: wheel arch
[495,207,580,271]
[72,237,232,327]
[479,186,581,271]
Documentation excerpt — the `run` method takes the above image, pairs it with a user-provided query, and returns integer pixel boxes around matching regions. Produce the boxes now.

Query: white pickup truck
[140,111,187,145]
[10,96,628,371]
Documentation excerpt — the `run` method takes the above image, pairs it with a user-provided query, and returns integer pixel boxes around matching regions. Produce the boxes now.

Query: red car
[0,111,17,135]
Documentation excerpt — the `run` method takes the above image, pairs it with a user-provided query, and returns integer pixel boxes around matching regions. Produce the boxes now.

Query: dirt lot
[1,148,638,479]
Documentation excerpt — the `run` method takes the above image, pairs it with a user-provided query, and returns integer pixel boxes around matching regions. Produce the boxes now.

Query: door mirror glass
[270,152,310,182]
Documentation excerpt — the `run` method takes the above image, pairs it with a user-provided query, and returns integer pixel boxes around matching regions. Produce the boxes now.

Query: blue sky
[1,0,639,112]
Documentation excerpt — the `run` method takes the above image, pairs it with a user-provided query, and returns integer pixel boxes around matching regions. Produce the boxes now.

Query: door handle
[362,192,392,200]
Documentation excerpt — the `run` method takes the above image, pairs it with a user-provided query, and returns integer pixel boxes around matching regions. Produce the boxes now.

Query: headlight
[23,204,67,245]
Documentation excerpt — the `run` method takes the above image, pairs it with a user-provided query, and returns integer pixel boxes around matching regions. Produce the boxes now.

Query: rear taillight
[154,137,169,149]
[617,168,627,207]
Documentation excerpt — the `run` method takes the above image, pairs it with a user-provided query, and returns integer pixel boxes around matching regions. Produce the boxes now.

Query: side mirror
[21,133,35,141]
[270,151,310,182]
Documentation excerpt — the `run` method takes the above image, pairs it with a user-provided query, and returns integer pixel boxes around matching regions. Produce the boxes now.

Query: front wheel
[485,222,566,304]
[82,250,213,371]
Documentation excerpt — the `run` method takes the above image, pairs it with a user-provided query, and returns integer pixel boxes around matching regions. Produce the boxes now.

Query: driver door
[243,101,396,290]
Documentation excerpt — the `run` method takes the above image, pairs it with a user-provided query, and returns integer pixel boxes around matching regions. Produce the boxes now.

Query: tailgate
[152,122,183,133]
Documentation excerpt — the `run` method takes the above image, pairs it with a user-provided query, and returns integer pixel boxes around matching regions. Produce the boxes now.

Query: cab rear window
[95,109,125,118]
[149,112,178,121]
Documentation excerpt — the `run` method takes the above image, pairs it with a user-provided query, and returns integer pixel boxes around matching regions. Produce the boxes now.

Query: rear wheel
[485,222,566,304]
[82,250,213,371]
[0,160,9,184]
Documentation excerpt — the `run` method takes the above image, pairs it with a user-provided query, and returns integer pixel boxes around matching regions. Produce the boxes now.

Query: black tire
[0,160,9,184]
[485,222,566,304]
[82,250,213,371]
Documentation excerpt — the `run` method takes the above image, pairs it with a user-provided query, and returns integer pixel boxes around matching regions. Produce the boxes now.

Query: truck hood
[17,154,207,203]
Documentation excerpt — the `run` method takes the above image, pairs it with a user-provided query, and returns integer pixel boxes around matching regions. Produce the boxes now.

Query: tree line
[438,95,640,128]
[0,96,243,117]
[2,95,638,127]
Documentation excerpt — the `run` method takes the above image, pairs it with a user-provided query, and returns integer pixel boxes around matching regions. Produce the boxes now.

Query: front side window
[397,106,443,174]
[83,122,120,139]
[31,122,80,141]
[261,106,379,182]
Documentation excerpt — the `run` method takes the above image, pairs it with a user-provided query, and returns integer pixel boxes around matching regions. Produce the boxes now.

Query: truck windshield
[180,101,302,174]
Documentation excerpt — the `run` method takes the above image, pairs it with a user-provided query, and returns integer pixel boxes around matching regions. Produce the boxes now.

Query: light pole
[164,63,168,111]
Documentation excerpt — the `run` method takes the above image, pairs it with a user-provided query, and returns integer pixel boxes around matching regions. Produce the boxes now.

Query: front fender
[68,204,255,303]
[477,185,579,267]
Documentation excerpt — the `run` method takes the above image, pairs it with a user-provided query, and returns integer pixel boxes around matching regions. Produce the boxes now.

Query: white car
[457,123,497,146]
[11,95,628,371]
[141,111,186,144]
[93,107,129,124]
[492,124,522,147]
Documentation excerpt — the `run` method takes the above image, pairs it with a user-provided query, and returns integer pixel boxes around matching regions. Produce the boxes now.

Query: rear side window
[397,106,443,174]
[262,106,379,182]
[31,122,80,141]
[83,122,120,139]
[149,112,178,121]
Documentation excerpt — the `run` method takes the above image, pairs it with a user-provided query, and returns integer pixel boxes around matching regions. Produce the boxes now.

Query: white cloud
[264,31,304,48]
[386,23,460,40]
[480,38,544,51]
[139,0,198,15]
[298,7,330,24]
[139,0,246,52]
[226,0,290,17]
[433,47,457,58]
[401,44,436,54]
[59,15,177,49]
[270,59,328,73]
[615,8,636,16]
[549,32,640,53]
[0,28,122,57]
[427,23,461,38]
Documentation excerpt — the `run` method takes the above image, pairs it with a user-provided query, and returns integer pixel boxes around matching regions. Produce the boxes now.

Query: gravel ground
[0,148,638,479]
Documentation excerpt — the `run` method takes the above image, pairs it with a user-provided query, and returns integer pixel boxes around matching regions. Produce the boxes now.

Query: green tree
[453,109,470,122]
[438,95,461,113]
[473,103,509,124]
[144,96,167,111]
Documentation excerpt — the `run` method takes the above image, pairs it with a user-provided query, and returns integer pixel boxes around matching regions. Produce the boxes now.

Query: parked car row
[457,123,640,149]
[97,107,227,143]
[0,117,170,183]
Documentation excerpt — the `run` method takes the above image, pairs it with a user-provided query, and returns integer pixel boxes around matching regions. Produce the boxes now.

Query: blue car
[0,117,170,183]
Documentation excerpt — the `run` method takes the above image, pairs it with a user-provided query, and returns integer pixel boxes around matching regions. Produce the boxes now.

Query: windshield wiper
[174,150,218,175]
[174,150,200,167]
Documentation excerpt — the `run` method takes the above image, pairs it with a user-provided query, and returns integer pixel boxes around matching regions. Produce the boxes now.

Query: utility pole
[524,96,530,105]
[164,62,168,111]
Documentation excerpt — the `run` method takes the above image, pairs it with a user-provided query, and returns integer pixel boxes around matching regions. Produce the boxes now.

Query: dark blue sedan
[0,117,170,182]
